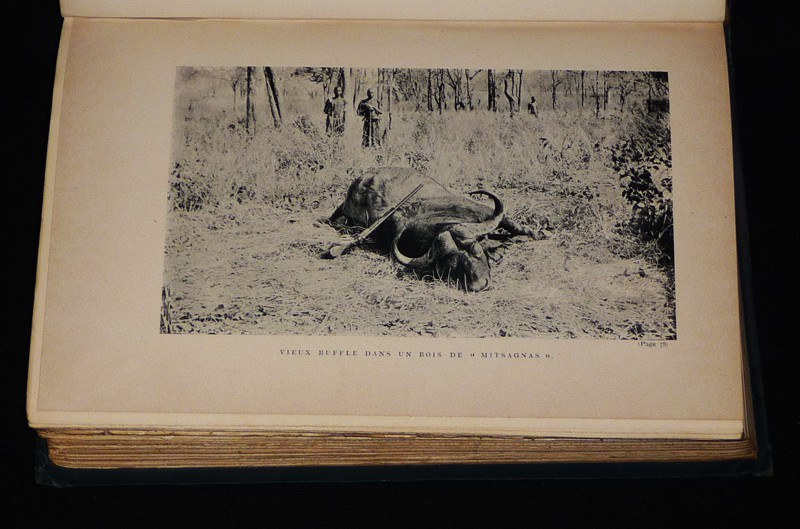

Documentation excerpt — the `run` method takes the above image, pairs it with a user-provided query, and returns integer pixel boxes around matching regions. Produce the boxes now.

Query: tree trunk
[338,68,347,132]
[488,69,497,112]
[377,69,384,109]
[263,67,282,128]
[385,69,393,139]
[465,69,473,110]
[232,82,237,113]
[245,67,254,133]
[446,69,463,112]
[426,69,433,112]
[504,73,515,115]
[351,68,361,110]
[264,72,278,129]
[263,67,282,127]
[453,76,459,112]
[594,71,601,118]
[437,69,445,114]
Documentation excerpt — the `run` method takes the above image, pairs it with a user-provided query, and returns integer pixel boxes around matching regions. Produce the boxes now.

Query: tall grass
[170,84,671,269]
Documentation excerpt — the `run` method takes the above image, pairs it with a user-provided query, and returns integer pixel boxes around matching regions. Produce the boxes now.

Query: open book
[28,0,763,476]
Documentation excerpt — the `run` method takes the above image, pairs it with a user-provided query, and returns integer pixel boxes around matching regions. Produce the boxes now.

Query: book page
[28,18,744,439]
[60,0,727,23]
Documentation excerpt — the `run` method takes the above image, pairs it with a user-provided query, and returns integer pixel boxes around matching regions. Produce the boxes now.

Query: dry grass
[163,67,675,339]
[164,197,674,339]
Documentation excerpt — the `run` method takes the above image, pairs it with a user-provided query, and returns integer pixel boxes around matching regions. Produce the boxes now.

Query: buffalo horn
[392,229,436,269]
[450,190,504,241]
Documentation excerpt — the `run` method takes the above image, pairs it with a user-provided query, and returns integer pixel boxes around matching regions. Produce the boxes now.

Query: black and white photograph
[163,66,675,339]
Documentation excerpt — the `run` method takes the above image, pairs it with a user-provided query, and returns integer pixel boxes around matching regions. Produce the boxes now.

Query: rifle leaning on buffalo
[322,183,424,259]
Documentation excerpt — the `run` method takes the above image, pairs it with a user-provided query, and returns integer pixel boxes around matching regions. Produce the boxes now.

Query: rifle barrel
[323,183,424,259]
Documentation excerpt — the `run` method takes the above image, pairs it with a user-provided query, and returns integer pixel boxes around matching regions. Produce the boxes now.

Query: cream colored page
[29,19,742,437]
[60,0,726,22]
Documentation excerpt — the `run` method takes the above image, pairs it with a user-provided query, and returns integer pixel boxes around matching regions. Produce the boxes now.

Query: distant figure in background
[357,88,382,147]
[527,95,539,117]
[323,86,346,135]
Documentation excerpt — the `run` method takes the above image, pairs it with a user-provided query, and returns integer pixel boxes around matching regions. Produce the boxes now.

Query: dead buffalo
[328,167,546,292]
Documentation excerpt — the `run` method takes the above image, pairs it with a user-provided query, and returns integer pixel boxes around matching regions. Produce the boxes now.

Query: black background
[3,1,798,526]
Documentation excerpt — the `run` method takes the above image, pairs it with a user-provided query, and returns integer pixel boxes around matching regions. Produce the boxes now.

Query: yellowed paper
[28,18,743,440]
[60,0,727,23]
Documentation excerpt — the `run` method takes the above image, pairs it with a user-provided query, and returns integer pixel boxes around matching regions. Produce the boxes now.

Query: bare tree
[590,70,602,118]
[378,68,395,141]
[387,69,394,134]
[351,68,363,110]
[550,70,564,110]
[487,69,497,112]
[377,68,385,109]
[614,71,638,112]
[464,69,482,110]
[580,70,586,108]
[445,69,465,111]
[337,67,347,130]
[245,66,255,133]
[263,67,282,128]
[426,69,433,112]
[503,70,516,114]
[432,69,446,114]
[393,69,422,110]
[225,67,245,114]
[501,69,522,112]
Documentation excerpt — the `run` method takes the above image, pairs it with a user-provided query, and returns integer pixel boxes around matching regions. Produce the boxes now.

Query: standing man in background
[324,86,346,135]
[357,88,382,147]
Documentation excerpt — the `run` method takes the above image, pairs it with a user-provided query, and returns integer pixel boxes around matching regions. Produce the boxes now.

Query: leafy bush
[609,114,673,265]
[169,162,214,211]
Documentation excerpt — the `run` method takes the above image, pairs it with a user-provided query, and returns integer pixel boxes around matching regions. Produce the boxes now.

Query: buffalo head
[391,190,504,292]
